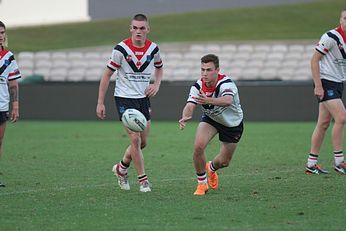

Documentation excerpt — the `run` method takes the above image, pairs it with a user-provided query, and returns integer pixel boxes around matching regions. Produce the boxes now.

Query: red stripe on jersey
[154,60,162,65]
[336,25,346,43]
[9,70,20,76]
[222,89,234,94]
[123,38,152,60]
[110,60,121,68]
[201,74,226,96]
[0,49,9,58]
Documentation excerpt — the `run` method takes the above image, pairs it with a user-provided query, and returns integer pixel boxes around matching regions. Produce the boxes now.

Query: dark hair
[0,21,6,29]
[133,14,148,22]
[201,54,219,69]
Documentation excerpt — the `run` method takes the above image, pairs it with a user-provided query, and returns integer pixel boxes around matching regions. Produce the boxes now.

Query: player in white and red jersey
[179,54,243,196]
[96,14,163,192]
[306,9,346,175]
[0,21,21,187]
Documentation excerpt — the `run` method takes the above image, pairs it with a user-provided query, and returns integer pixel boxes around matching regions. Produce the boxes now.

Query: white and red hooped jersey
[187,74,243,127]
[315,25,346,82]
[107,38,163,98]
[0,49,21,111]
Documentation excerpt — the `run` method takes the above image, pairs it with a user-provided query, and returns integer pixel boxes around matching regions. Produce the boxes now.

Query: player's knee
[130,135,141,146]
[319,120,330,130]
[337,113,346,124]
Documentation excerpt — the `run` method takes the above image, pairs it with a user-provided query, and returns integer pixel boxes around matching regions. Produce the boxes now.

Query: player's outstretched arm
[179,102,196,130]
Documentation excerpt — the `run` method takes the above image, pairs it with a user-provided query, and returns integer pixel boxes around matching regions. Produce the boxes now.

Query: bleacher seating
[16,42,315,82]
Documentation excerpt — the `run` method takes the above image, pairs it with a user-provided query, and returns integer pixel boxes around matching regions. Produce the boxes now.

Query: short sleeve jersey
[315,25,346,82]
[0,49,21,111]
[187,74,243,127]
[107,38,163,98]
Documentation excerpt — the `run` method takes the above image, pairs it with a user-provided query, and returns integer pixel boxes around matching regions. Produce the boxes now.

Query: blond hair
[0,21,8,47]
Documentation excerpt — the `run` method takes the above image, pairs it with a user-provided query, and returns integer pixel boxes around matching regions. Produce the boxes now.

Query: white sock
[334,151,344,166]
[307,153,318,167]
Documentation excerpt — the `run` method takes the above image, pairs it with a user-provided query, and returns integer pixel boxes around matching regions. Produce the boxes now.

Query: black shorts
[318,79,344,102]
[114,96,151,121]
[201,115,243,143]
[0,111,8,124]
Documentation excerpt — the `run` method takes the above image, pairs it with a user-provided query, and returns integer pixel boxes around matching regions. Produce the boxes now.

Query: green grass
[7,0,345,52]
[0,121,345,230]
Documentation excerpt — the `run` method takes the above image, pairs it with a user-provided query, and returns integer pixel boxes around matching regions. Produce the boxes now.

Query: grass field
[7,0,345,52]
[0,121,345,230]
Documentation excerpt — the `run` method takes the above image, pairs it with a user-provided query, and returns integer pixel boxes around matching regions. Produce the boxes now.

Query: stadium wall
[19,81,329,121]
[0,0,90,28]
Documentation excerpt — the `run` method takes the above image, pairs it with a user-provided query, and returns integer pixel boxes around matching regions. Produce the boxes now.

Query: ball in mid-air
[121,108,147,132]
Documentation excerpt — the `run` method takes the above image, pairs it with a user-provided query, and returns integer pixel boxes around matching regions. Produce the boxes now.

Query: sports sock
[196,172,207,184]
[208,161,217,172]
[138,174,148,184]
[118,160,129,175]
[307,153,318,167]
[334,151,344,166]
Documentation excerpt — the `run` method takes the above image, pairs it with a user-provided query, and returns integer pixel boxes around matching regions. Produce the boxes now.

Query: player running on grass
[306,9,346,175]
[179,54,244,196]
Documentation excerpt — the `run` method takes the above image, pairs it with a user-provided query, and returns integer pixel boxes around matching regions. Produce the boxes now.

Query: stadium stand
[16,42,314,82]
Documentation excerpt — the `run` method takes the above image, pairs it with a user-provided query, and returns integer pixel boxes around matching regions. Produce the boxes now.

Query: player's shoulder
[0,48,14,58]
[218,75,235,85]
[321,27,341,40]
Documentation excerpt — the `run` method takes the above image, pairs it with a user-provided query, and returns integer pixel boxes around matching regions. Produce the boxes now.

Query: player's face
[201,62,219,86]
[130,20,149,46]
[340,11,346,32]
[0,27,5,46]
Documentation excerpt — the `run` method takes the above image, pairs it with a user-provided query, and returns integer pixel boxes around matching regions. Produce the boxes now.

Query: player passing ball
[179,54,244,196]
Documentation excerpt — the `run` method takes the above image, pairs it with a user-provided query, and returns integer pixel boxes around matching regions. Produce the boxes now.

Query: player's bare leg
[207,142,237,189]
[324,99,346,174]
[310,103,331,155]
[193,122,216,195]
[0,122,6,187]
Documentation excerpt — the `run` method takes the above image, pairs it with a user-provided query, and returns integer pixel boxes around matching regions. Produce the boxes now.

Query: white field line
[0,168,299,196]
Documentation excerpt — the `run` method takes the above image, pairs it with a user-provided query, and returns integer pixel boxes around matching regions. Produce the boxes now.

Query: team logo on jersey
[136,61,142,67]
[4,59,10,66]
[126,55,132,62]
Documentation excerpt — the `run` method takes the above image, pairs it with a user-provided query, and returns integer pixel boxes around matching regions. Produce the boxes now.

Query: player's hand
[9,108,19,123]
[314,86,324,100]
[145,84,159,97]
[192,90,209,105]
[96,104,106,120]
[179,116,191,130]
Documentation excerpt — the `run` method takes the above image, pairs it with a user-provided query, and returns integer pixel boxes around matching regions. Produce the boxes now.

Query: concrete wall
[19,81,327,121]
[0,0,90,28]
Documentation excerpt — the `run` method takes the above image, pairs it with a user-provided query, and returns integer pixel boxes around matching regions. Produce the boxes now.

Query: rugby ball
[121,109,147,132]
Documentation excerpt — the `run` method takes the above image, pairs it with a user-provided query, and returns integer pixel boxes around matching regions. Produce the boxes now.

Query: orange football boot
[206,161,219,190]
[193,183,209,196]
